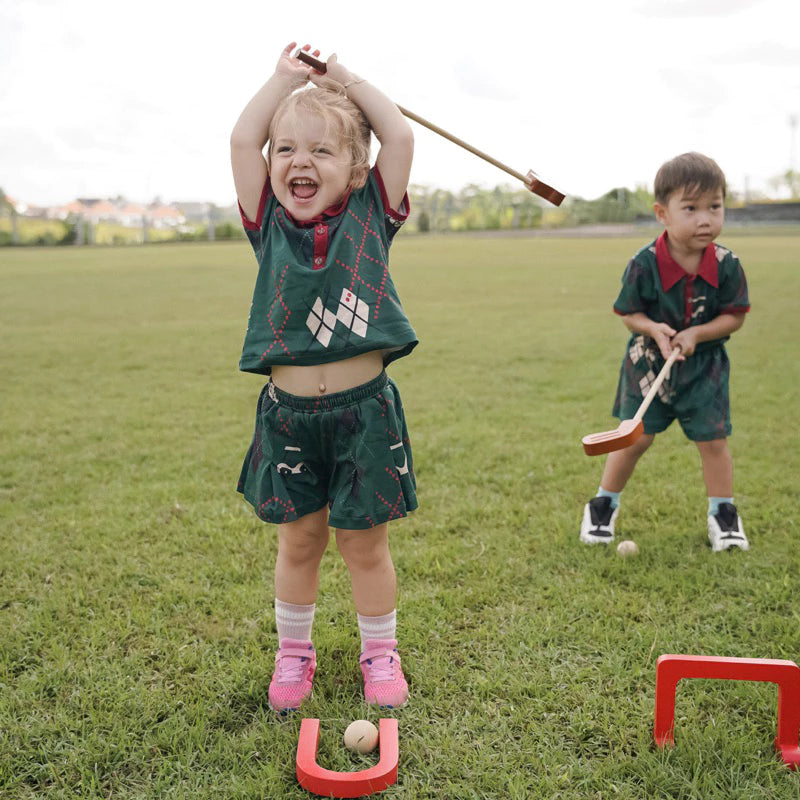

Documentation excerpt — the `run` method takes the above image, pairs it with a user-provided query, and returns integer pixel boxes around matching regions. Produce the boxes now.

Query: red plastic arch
[654,654,800,769]
[296,717,399,798]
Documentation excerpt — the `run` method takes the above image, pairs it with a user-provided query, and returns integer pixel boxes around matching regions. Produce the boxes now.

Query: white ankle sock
[357,610,397,650]
[274,599,315,642]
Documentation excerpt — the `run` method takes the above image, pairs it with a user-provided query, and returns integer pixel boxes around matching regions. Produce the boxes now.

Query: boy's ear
[653,202,667,225]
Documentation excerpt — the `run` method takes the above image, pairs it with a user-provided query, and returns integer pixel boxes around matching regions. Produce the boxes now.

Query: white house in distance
[47,197,186,229]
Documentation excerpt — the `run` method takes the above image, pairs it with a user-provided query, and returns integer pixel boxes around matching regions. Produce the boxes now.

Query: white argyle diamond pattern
[306,289,370,347]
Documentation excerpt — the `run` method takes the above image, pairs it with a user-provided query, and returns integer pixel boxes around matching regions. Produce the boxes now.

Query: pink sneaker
[359,639,409,708]
[268,639,316,713]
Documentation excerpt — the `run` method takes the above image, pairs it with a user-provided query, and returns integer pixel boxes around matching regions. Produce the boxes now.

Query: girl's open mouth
[291,178,318,200]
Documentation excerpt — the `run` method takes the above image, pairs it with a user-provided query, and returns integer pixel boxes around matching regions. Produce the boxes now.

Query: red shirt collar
[656,231,719,290]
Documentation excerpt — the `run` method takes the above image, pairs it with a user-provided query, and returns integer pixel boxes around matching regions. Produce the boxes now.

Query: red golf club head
[525,171,565,206]
[295,49,326,72]
[582,418,644,456]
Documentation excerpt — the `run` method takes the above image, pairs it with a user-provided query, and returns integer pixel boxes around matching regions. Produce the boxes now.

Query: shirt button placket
[313,224,328,270]
[684,276,695,327]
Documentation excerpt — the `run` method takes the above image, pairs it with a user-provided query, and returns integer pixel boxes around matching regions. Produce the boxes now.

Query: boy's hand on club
[670,328,697,358]
[650,322,678,360]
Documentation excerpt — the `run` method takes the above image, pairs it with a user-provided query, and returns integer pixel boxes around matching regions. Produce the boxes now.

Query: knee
[280,540,325,568]
[629,433,655,457]
[337,532,390,572]
[278,524,329,568]
[696,438,729,458]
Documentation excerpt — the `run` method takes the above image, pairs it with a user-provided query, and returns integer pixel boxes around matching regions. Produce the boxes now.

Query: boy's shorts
[237,371,417,530]
[612,336,732,441]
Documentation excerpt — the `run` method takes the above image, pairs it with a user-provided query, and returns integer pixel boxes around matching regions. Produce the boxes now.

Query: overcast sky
[2,0,799,207]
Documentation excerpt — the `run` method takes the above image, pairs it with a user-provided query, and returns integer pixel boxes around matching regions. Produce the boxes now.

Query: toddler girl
[231,42,417,711]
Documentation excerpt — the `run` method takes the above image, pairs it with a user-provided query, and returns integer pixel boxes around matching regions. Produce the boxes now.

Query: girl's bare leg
[274,507,330,604]
[335,523,395,616]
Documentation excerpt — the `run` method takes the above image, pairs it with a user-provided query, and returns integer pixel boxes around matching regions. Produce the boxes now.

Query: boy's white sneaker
[579,496,619,545]
[708,502,749,552]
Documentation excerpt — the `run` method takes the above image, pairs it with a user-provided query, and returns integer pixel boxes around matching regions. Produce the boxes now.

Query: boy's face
[654,187,725,255]
[270,109,352,221]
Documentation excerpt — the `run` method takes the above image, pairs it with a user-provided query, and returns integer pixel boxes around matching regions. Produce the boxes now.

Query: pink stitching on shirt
[261,264,294,360]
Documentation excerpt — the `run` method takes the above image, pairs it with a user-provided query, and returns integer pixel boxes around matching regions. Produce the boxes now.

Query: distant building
[175,201,214,223]
[175,201,240,224]
[146,201,185,229]
[54,198,117,223]
[5,186,240,229]
[115,201,150,227]
[42,197,186,228]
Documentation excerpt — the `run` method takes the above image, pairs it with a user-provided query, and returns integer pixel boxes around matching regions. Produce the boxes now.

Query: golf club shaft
[632,348,681,424]
[394,105,528,183]
[294,49,562,203]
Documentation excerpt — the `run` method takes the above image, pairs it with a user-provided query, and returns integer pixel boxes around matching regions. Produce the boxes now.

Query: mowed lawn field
[1,232,799,799]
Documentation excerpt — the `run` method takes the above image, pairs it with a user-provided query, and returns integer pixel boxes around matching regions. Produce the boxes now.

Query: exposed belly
[271,350,384,396]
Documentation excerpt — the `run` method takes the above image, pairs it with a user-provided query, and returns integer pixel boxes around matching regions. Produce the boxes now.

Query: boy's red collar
[655,231,719,290]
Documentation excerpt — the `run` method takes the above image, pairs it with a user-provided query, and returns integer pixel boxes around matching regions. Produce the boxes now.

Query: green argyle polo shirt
[614,231,750,343]
[610,232,750,438]
[238,167,418,375]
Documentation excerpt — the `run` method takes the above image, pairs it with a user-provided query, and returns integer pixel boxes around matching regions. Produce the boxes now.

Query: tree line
[407,183,657,232]
[3,173,799,245]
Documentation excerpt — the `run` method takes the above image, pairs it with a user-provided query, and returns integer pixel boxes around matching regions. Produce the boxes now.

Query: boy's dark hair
[654,152,726,204]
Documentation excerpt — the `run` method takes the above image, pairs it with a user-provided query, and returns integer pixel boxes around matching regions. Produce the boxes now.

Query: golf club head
[582,418,643,456]
[295,49,327,73]
[525,171,565,206]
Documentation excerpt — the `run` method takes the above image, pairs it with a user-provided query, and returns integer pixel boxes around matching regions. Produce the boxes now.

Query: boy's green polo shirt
[238,167,418,375]
[614,232,750,344]
[611,232,750,439]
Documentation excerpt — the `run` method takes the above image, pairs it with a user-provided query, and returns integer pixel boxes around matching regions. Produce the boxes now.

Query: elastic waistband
[267,371,389,412]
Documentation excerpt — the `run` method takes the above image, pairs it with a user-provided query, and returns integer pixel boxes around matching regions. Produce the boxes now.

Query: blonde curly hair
[267,86,372,192]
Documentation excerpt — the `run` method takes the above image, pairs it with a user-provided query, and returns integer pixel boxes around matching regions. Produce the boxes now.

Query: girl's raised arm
[311,55,413,211]
[230,43,318,221]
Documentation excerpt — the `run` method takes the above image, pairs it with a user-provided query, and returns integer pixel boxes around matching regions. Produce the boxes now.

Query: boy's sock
[596,487,621,509]
[357,610,397,651]
[708,497,734,516]
[274,599,316,642]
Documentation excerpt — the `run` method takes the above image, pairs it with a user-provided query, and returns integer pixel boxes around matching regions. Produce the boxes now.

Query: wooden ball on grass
[344,720,379,753]
[616,539,639,557]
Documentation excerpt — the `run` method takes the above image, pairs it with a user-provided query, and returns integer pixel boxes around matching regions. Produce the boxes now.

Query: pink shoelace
[363,651,397,682]
[275,654,309,684]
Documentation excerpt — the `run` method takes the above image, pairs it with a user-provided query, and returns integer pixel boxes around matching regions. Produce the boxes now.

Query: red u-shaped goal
[296,717,399,797]
[654,654,800,769]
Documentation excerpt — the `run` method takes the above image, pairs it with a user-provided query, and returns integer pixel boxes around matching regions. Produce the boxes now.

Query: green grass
[1,233,799,799]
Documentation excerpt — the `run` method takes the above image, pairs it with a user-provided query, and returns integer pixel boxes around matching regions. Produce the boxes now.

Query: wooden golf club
[582,347,682,456]
[295,49,565,206]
